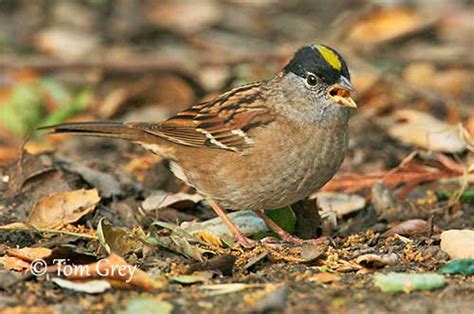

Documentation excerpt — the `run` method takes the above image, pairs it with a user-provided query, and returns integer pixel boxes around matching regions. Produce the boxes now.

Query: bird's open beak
[328,76,357,109]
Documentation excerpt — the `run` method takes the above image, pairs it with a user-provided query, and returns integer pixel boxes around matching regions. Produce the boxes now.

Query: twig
[0,223,98,239]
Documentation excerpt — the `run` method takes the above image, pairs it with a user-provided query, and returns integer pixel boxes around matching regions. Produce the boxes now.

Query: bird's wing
[140,82,275,152]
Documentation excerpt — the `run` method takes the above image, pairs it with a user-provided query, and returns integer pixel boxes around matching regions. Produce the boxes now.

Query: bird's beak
[328,76,357,109]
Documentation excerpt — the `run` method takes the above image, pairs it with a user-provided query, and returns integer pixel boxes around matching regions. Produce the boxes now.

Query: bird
[41,44,357,248]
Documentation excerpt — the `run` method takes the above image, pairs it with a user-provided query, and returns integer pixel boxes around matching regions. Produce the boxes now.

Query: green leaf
[119,297,173,314]
[0,83,44,135]
[264,206,296,234]
[439,258,474,276]
[168,272,213,285]
[436,189,474,204]
[96,217,111,254]
[374,273,446,293]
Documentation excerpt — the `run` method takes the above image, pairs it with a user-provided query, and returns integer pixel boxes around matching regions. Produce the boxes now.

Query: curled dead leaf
[27,188,100,229]
[6,247,52,262]
[61,253,164,291]
[142,191,202,211]
[355,253,399,269]
[299,244,324,263]
[0,247,52,272]
[382,110,467,153]
[0,256,31,271]
[382,219,429,237]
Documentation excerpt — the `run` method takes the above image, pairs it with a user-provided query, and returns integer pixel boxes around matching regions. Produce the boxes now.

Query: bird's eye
[306,74,317,86]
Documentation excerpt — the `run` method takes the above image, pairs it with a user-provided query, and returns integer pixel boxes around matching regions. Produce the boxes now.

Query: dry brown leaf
[382,219,429,237]
[61,253,164,291]
[310,272,340,283]
[0,256,31,271]
[0,145,19,166]
[0,247,51,272]
[27,188,100,229]
[355,253,399,269]
[6,247,52,262]
[440,229,474,259]
[0,222,31,231]
[383,109,467,153]
[299,244,324,263]
[465,116,474,139]
[347,8,423,44]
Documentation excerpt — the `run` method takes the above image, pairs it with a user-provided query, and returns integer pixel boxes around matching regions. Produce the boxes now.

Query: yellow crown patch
[314,45,342,71]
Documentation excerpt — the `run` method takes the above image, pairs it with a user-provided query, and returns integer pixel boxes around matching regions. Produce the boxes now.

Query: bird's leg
[253,210,303,244]
[254,210,328,245]
[207,199,256,248]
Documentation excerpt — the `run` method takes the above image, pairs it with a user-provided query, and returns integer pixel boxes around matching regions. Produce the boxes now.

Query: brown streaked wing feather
[143,83,275,152]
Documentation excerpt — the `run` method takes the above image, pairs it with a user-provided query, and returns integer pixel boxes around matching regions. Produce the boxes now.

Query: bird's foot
[234,233,257,249]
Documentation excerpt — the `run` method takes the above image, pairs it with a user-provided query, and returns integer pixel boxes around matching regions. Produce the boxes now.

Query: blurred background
[0,0,472,168]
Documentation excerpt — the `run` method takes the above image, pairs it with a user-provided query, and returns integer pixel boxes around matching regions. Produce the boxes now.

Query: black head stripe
[283,45,350,84]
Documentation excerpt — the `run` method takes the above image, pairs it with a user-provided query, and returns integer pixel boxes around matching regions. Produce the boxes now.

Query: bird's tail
[38,121,153,143]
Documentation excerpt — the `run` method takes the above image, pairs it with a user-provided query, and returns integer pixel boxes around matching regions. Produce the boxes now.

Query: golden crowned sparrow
[42,44,357,248]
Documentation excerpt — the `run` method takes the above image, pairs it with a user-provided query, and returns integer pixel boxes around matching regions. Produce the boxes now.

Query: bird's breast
[204,120,349,210]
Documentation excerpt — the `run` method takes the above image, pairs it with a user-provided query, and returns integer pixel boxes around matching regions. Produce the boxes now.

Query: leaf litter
[27,188,100,229]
